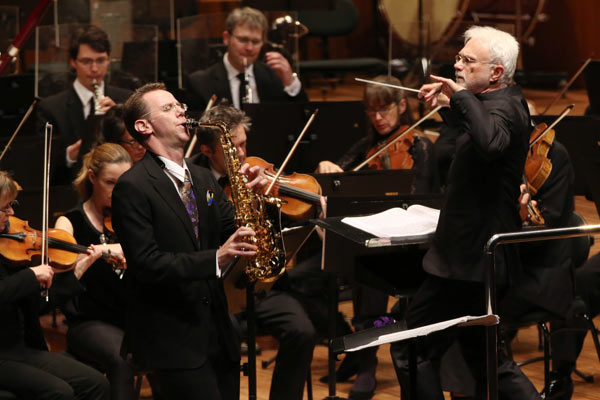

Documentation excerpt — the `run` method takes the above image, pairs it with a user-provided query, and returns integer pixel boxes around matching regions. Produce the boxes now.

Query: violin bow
[264,109,319,196]
[352,105,442,171]
[184,94,217,158]
[530,104,574,149]
[41,122,53,301]
[540,57,592,115]
[0,97,41,162]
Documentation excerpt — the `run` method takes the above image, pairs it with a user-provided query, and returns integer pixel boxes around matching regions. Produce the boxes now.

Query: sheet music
[346,314,499,352]
[341,205,440,239]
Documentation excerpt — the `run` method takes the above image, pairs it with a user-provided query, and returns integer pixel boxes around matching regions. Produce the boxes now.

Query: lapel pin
[206,189,214,206]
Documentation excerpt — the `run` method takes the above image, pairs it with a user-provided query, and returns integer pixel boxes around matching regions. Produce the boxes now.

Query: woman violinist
[0,171,110,400]
[316,74,440,194]
[53,143,136,400]
[315,75,440,400]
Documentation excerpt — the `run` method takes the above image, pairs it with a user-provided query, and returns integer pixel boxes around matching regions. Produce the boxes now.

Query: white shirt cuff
[66,151,77,167]
[284,73,301,97]
[215,251,221,278]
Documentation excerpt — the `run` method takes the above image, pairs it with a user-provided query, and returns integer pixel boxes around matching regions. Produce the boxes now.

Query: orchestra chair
[502,212,600,395]
[61,350,149,400]
[297,0,387,84]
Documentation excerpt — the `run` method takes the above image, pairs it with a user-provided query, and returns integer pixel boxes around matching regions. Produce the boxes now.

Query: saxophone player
[112,82,267,400]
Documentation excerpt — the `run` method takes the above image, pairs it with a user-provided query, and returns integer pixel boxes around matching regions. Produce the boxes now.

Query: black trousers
[154,308,240,400]
[235,288,317,400]
[389,274,540,400]
[67,320,136,400]
[552,253,600,370]
[0,347,109,400]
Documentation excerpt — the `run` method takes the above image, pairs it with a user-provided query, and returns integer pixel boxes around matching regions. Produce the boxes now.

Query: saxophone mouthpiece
[184,118,200,127]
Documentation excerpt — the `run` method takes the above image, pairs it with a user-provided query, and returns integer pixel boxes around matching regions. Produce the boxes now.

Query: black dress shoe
[348,382,376,400]
[541,371,573,400]
[319,353,360,383]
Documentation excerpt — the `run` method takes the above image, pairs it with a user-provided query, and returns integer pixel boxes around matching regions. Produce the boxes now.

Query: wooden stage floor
[40,81,600,399]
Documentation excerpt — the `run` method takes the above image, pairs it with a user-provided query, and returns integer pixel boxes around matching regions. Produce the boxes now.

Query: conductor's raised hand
[418,74,465,107]
[239,163,268,194]
[217,226,258,269]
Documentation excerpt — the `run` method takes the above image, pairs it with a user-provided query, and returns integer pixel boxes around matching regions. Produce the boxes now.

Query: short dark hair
[123,82,167,143]
[100,104,126,144]
[69,25,111,60]
[197,103,251,151]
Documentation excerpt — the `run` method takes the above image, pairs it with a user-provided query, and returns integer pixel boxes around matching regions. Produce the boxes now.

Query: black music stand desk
[310,216,434,399]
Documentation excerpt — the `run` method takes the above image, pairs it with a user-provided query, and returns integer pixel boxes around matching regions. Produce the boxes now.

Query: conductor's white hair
[464,26,519,85]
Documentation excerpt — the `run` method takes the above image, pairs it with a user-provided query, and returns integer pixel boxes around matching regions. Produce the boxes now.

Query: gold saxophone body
[185,119,286,282]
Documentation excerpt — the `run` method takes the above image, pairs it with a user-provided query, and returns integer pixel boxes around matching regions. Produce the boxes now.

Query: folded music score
[340,204,440,247]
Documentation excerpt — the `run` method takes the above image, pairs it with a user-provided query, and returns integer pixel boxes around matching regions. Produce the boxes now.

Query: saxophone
[185,119,286,282]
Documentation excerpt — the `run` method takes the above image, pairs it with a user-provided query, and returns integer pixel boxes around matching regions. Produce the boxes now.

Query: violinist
[0,171,110,400]
[190,103,318,400]
[506,136,576,398]
[186,6,308,111]
[315,74,440,400]
[52,143,136,400]
[316,74,439,193]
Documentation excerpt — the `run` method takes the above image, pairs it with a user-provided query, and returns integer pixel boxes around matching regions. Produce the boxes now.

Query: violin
[365,125,414,170]
[246,156,322,221]
[0,216,126,271]
[525,122,555,196]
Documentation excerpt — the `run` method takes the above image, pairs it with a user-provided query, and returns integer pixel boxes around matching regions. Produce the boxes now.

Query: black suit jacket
[112,152,239,370]
[423,86,530,284]
[186,60,308,111]
[36,85,131,185]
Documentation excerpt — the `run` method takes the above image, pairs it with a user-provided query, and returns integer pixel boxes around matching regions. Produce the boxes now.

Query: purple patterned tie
[180,170,199,239]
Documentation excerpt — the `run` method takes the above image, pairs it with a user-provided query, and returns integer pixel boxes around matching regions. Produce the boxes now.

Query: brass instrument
[92,79,104,115]
[184,119,286,282]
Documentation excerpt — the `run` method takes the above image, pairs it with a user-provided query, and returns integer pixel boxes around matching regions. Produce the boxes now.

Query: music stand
[0,74,35,138]
[584,60,600,116]
[243,101,367,173]
[314,169,415,199]
[531,115,600,215]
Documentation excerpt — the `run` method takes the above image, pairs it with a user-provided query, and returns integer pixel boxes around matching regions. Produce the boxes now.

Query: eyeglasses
[0,200,18,213]
[232,34,263,47]
[76,57,109,67]
[365,104,397,117]
[139,102,188,120]
[455,54,493,65]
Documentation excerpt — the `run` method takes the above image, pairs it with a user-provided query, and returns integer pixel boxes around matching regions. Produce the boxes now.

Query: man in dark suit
[186,7,308,111]
[389,26,541,399]
[112,82,267,400]
[36,25,131,185]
